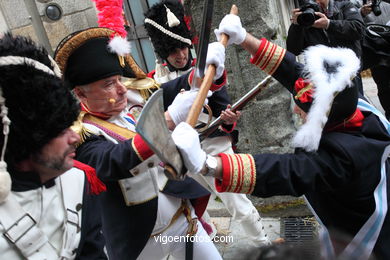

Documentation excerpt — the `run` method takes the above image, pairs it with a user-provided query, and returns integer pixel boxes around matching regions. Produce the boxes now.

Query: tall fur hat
[0,32,80,202]
[144,0,192,59]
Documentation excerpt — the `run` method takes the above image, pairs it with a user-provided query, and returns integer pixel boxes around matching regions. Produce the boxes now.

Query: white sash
[312,99,389,260]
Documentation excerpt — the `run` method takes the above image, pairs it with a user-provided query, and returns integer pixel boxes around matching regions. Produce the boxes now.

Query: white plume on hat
[292,45,360,152]
[108,35,131,56]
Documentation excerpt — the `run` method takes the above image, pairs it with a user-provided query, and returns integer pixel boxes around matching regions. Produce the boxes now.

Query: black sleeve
[76,135,142,181]
[207,86,232,118]
[76,181,107,260]
[286,24,307,56]
[161,73,191,110]
[327,2,365,41]
[160,72,232,121]
[251,138,355,198]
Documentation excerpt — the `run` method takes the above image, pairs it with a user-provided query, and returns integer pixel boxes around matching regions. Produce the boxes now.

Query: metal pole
[23,0,53,56]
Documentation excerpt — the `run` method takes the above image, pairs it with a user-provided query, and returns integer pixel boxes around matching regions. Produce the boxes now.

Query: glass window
[140,38,156,72]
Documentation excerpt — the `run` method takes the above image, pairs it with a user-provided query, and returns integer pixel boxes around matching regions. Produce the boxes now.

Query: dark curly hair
[0,33,80,167]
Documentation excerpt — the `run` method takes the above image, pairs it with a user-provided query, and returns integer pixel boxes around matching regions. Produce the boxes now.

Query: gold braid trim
[225,154,256,194]
[294,83,314,100]
[55,28,114,75]
[124,54,146,79]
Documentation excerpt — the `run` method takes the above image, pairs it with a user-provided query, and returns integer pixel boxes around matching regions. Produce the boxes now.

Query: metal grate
[281,216,320,259]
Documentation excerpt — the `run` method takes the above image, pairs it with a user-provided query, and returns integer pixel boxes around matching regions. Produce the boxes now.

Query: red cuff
[220,121,236,133]
[188,69,195,86]
[132,134,154,161]
[215,153,256,194]
[210,70,227,91]
[249,38,286,75]
[188,69,227,92]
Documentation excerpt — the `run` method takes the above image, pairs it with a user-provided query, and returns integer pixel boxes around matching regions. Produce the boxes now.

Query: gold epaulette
[71,111,93,146]
[123,77,160,102]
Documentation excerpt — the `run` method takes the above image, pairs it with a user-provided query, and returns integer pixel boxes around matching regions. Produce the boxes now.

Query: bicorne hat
[54,27,147,89]
[55,0,147,89]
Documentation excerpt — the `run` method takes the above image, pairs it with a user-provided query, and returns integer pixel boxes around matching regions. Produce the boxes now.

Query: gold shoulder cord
[71,111,93,146]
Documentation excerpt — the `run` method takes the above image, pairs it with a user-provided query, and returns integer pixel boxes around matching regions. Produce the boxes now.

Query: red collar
[80,102,111,120]
[325,109,364,132]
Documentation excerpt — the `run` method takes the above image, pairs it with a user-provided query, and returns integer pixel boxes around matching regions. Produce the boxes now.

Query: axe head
[136,89,186,180]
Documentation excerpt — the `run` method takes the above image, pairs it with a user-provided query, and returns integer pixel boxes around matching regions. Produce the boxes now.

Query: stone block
[1,0,31,28]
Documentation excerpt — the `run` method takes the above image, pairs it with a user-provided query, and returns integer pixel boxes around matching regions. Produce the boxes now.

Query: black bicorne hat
[144,0,192,60]
[54,27,147,89]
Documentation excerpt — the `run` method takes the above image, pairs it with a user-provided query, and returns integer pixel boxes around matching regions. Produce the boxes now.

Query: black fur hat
[144,0,192,59]
[0,33,80,167]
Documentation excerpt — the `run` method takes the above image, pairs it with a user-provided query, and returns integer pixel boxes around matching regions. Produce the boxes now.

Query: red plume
[92,0,127,38]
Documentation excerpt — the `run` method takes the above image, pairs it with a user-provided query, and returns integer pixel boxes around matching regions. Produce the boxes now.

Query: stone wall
[186,0,297,154]
[186,0,311,216]
[0,0,97,53]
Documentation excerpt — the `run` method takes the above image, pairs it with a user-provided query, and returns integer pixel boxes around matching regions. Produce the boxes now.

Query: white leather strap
[58,168,85,259]
[0,194,59,260]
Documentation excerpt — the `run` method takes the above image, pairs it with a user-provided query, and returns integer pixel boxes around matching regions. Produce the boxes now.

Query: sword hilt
[186,5,239,127]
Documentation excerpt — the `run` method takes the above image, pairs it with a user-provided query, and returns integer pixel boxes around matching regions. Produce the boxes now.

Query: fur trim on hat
[292,45,360,152]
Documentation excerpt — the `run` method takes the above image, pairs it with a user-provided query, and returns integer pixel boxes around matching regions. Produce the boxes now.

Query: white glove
[172,122,206,174]
[214,14,247,45]
[197,42,225,80]
[167,90,209,126]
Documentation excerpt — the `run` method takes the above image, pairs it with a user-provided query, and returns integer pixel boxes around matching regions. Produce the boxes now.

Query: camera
[363,0,382,16]
[297,0,321,27]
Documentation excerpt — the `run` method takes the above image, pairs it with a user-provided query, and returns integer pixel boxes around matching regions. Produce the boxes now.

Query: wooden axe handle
[186,5,239,127]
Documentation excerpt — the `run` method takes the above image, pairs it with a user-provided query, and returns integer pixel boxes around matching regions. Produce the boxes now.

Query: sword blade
[194,0,214,79]
[136,89,185,180]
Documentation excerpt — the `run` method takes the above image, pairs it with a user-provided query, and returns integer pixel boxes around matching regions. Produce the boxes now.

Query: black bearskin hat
[144,0,192,60]
[54,27,147,89]
[0,33,80,167]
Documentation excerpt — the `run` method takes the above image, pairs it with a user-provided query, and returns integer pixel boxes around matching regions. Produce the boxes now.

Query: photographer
[287,0,364,57]
[359,0,390,25]
[354,0,390,119]
[287,0,365,93]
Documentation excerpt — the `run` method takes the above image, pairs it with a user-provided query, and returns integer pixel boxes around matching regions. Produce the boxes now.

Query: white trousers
[137,194,221,260]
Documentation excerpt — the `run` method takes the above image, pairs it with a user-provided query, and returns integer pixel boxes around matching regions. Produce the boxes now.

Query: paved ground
[207,75,383,259]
